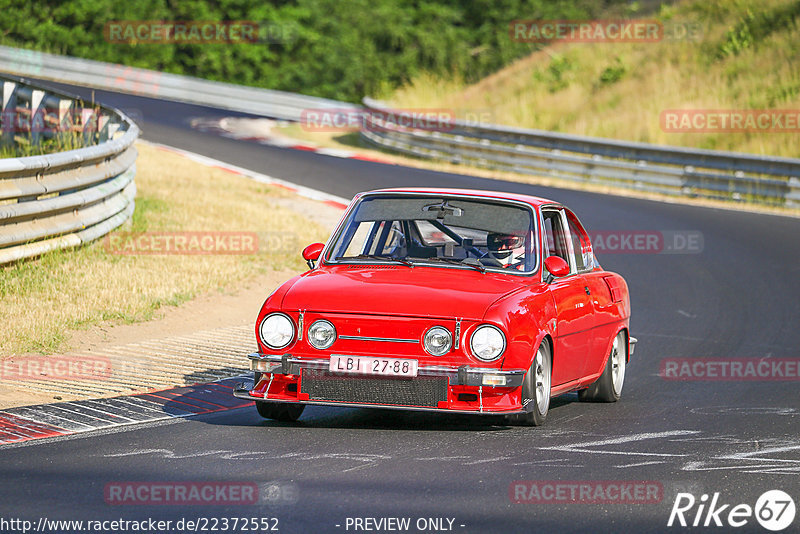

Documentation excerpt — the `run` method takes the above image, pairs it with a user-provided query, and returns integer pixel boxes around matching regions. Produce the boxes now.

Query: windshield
[328,195,537,273]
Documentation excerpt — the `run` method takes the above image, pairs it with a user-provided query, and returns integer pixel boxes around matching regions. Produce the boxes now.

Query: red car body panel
[235,188,634,416]
[281,265,524,320]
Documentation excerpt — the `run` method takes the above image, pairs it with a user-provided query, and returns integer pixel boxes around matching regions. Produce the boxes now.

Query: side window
[566,210,594,272]
[542,210,569,263]
[565,210,593,272]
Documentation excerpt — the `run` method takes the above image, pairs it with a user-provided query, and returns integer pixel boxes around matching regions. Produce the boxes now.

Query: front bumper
[233,352,528,414]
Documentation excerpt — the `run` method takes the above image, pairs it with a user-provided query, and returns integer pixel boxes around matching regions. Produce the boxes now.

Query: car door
[562,208,617,379]
[563,209,625,378]
[542,207,596,386]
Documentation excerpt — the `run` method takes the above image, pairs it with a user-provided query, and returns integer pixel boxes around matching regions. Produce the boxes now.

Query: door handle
[584,286,591,295]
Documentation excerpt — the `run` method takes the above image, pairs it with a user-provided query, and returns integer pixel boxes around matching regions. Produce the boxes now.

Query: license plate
[329,355,418,377]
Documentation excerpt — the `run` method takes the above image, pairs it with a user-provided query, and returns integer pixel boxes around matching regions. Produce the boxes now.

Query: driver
[486,233,525,269]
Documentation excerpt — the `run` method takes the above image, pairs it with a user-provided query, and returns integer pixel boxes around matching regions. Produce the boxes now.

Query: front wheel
[507,340,551,426]
[255,401,305,422]
[578,331,626,403]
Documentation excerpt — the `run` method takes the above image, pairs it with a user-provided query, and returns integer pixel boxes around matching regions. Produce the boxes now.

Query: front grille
[300,369,448,407]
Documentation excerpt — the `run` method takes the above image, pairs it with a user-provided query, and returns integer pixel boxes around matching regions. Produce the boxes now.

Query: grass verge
[0,142,329,358]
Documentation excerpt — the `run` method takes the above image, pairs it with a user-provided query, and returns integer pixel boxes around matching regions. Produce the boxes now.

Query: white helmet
[486,233,525,269]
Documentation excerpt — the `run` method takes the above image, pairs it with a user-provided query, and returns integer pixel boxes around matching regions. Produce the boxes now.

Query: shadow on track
[175,387,578,433]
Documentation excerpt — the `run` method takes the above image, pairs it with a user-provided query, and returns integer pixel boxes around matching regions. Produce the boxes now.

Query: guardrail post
[107,121,121,140]
[30,89,45,146]
[58,98,74,137]
[98,113,112,142]
[82,107,98,144]
[1,81,17,146]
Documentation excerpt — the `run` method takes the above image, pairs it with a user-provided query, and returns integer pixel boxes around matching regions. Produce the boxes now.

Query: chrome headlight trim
[259,312,295,350]
[308,319,337,350]
[423,326,452,356]
[470,324,506,362]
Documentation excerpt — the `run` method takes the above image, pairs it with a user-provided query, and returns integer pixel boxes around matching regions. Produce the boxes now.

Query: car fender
[584,323,631,381]
[484,285,555,371]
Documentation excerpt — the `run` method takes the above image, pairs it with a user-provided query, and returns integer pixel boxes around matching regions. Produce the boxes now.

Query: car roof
[363,187,558,208]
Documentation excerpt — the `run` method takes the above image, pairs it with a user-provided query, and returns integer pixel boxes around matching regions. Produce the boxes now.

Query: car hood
[280,265,525,320]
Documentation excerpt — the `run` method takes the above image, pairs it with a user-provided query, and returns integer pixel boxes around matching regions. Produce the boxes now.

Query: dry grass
[0,142,329,357]
[388,0,800,158]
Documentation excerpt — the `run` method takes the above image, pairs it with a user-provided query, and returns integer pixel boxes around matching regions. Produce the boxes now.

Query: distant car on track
[234,188,635,425]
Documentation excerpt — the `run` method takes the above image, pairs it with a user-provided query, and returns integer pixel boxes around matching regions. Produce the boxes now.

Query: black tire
[578,331,626,403]
[255,401,305,422]
[506,340,551,426]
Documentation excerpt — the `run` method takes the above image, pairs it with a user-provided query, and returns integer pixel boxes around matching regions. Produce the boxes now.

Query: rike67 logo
[668,490,796,531]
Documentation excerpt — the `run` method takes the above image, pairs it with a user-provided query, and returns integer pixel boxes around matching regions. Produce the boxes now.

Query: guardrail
[0,45,354,122]
[3,45,797,208]
[361,98,800,208]
[0,74,138,265]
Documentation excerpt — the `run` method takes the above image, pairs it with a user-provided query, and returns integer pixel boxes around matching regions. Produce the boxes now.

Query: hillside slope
[387,0,800,158]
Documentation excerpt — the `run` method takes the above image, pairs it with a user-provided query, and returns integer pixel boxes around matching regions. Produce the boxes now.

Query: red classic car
[234,188,635,425]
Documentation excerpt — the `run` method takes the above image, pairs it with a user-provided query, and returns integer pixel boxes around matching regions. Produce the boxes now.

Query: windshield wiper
[351,254,415,267]
[423,256,486,273]
[462,258,487,273]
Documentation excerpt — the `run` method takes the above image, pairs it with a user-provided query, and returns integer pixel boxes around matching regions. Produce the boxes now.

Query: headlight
[424,326,452,356]
[259,313,295,349]
[470,325,506,361]
[308,319,336,349]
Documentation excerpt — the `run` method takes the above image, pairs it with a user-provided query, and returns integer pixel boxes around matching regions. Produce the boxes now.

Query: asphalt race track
[1,82,799,533]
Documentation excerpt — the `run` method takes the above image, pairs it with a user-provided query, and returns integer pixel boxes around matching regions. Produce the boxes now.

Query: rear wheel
[255,401,305,422]
[578,331,626,403]
[507,341,551,426]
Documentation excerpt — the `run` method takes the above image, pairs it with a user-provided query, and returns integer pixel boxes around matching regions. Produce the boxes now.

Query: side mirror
[544,255,570,280]
[302,243,325,269]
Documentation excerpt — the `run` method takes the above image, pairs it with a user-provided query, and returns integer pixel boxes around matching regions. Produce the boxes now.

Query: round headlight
[424,326,452,356]
[308,320,336,350]
[259,313,295,349]
[470,325,506,361]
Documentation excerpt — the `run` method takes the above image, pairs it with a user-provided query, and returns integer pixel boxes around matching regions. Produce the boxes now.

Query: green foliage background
[0,0,622,102]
